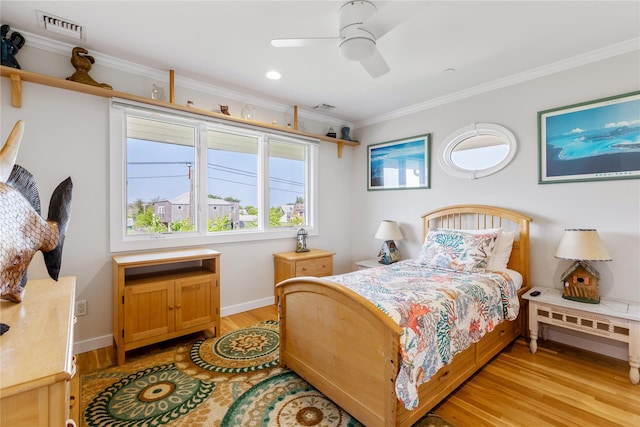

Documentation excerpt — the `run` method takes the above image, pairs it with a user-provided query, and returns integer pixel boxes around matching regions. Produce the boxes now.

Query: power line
[130,161,303,186]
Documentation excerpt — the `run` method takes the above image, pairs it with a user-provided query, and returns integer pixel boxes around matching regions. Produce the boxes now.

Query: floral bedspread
[325,259,520,410]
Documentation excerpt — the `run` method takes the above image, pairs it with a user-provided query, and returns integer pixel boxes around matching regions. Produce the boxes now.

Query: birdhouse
[560,261,600,303]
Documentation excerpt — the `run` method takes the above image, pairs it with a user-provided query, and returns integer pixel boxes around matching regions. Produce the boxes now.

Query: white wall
[351,51,640,359]
[1,44,354,353]
[2,41,638,360]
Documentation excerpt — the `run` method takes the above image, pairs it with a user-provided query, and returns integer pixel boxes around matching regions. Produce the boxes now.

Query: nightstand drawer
[295,256,333,277]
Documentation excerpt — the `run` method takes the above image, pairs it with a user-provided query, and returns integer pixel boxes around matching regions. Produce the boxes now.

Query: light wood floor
[78,305,639,426]
[76,305,279,374]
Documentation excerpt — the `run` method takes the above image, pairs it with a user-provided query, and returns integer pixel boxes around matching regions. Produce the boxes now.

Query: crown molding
[18,30,352,127]
[18,29,638,130]
[355,37,640,128]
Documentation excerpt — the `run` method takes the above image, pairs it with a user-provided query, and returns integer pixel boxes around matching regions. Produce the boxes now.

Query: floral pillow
[418,228,499,273]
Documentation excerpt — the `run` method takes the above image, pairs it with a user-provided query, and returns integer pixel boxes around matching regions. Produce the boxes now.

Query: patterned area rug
[81,320,455,427]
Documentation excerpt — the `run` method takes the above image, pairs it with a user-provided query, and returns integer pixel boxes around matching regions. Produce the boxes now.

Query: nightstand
[354,258,383,270]
[523,286,640,385]
[273,249,335,300]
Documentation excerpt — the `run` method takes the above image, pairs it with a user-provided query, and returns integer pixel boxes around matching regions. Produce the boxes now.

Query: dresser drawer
[295,256,333,277]
[476,318,520,365]
[416,344,477,400]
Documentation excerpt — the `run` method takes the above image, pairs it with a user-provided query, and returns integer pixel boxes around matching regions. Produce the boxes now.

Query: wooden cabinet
[273,249,335,301]
[112,248,220,365]
[0,276,76,427]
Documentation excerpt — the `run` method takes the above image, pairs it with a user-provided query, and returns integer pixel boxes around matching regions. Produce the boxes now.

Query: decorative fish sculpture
[0,120,73,303]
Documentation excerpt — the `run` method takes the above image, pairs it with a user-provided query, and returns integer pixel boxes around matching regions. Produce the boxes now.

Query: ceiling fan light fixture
[339,36,376,61]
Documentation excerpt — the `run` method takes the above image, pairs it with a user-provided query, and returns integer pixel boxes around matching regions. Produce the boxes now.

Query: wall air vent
[312,103,336,111]
[36,10,85,40]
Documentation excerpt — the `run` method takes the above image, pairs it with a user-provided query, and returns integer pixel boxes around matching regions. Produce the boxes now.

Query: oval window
[439,123,517,179]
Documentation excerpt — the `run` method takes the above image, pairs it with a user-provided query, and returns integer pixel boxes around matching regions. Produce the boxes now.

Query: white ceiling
[2,1,639,126]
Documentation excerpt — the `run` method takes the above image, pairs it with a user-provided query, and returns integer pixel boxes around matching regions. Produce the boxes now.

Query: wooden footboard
[277,277,402,426]
[277,277,528,427]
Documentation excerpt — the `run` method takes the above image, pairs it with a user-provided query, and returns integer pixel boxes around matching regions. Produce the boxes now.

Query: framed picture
[538,91,640,184]
[368,133,430,191]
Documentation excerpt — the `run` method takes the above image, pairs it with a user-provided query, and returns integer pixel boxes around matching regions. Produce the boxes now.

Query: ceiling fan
[271,1,426,78]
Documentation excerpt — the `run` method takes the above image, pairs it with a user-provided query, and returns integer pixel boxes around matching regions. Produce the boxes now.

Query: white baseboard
[220,296,275,318]
[74,334,114,355]
[73,296,276,354]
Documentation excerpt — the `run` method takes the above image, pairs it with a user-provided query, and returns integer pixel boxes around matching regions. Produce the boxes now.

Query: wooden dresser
[0,276,77,426]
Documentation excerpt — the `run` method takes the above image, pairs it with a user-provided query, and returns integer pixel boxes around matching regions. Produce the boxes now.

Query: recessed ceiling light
[266,70,282,80]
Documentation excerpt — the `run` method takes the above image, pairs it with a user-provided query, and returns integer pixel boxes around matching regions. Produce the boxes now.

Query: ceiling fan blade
[271,37,339,48]
[360,49,390,78]
[363,2,428,39]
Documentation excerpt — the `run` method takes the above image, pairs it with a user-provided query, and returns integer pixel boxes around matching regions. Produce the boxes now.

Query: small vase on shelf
[241,104,256,120]
[151,84,165,101]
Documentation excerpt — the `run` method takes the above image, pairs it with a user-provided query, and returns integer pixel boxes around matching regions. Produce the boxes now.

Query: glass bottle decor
[151,84,165,101]
[241,104,256,120]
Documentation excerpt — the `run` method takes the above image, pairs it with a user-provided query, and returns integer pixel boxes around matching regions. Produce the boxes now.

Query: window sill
[110,228,317,253]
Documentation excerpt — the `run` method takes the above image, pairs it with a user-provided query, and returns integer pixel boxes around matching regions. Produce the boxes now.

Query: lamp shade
[375,220,403,241]
[555,229,612,261]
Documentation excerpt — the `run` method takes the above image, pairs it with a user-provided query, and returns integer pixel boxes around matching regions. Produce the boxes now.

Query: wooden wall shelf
[1,65,358,158]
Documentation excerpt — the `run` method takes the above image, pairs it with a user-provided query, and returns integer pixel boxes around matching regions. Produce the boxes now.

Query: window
[268,139,309,228]
[110,101,318,251]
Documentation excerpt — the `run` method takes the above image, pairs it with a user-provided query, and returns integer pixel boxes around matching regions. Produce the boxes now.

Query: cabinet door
[175,274,214,330]
[124,281,174,343]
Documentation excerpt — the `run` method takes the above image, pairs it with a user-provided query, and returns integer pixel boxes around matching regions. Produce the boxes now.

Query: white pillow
[487,230,516,271]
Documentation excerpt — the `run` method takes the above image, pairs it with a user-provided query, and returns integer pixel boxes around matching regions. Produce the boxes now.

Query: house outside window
[109,101,318,251]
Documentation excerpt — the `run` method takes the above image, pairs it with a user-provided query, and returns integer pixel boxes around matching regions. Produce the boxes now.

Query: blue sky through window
[127,139,305,207]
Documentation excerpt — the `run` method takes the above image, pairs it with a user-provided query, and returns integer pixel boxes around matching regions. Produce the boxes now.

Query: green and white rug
[82,320,454,427]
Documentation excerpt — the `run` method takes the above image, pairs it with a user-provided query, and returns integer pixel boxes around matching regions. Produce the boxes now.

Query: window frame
[109,99,319,252]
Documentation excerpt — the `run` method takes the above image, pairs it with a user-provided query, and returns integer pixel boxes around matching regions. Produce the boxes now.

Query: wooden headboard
[421,204,532,290]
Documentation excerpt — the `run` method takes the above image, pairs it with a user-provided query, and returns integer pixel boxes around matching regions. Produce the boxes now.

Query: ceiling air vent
[36,10,85,40]
[312,103,336,111]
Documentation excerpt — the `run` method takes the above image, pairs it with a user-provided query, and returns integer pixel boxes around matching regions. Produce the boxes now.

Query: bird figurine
[66,46,113,89]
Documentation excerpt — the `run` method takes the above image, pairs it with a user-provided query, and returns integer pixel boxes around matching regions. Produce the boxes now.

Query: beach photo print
[538,91,640,184]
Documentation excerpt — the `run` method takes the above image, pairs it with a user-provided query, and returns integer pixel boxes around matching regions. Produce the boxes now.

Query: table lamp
[375,220,403,264]
[555,228,612,303]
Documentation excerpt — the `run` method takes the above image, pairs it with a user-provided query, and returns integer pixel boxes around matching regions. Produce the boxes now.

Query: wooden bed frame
[276,205,532,427]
